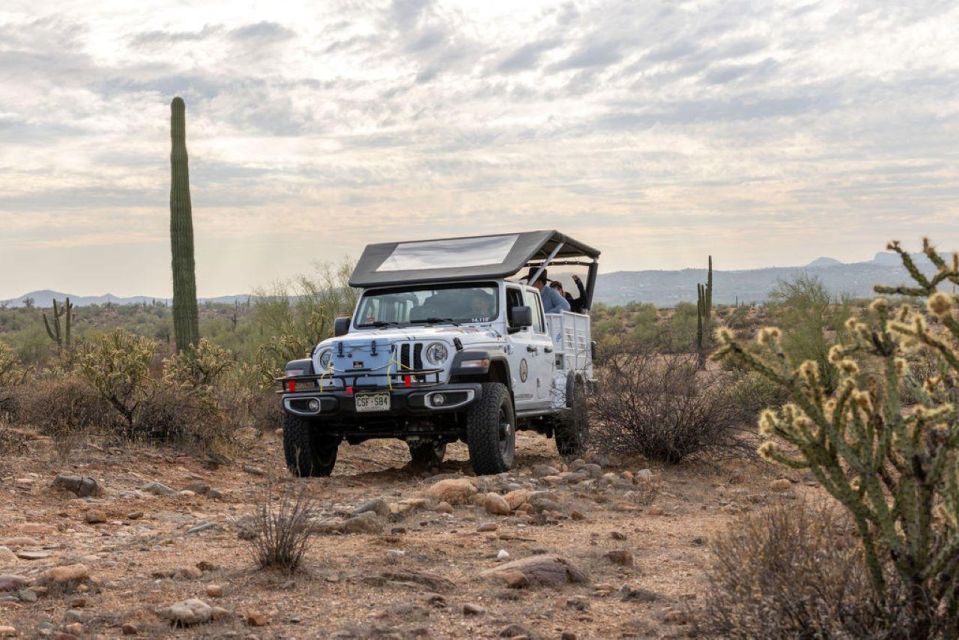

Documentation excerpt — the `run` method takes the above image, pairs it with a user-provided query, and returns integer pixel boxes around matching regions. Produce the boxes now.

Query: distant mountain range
[593,251,950,306]
[0,290,249,309]
[1,251,949,309]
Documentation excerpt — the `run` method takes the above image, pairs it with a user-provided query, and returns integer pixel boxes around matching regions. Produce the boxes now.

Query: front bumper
[280,383,482,419]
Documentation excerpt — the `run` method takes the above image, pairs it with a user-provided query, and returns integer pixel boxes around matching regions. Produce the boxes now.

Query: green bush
[767,275,852,393]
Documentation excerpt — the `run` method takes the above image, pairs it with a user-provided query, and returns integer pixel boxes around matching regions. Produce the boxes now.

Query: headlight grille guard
[275,366,445,394]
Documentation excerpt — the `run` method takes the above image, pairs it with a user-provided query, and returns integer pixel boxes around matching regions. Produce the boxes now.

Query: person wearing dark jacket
[550,274,588,313]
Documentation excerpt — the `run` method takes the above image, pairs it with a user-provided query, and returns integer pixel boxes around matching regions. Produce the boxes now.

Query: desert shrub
[0,341,26,419]
[768,275,852,393]
[251,262,357,378]
[591,351,746,463]
[714,239,959,638]
[660,302,699,353]
[15,376,117,459]
[132,386,229,450]
[700,500,890,639]
[728,370,788,424]
[247,484,317,573]
[75,329,156,427]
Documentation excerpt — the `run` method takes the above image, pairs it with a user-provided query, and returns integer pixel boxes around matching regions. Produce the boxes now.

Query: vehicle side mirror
[509,306,533,333]
[334,316,351,337]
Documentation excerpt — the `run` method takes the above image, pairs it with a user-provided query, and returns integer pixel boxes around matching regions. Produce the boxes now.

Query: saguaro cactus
[43,297,73,357]
[696,256,713,367]
[169,96,200,352]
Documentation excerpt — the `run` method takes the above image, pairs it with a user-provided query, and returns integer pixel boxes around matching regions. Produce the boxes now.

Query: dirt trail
[0,429,797,639]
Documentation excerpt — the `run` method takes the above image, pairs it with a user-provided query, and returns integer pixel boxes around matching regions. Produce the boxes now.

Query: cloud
[0,0,957,299]
[495,38,562,73]
[227,21,295,43]
[550,39,625,71]
[130,24,223,46]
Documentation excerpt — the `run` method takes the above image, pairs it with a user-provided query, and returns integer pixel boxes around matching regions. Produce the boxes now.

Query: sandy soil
[0,427,801,639]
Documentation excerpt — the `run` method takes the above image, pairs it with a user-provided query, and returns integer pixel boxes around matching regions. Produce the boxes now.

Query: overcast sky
[1,0,957,298]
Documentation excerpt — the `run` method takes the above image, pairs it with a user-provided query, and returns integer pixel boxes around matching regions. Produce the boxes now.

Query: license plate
[355,392,391,412]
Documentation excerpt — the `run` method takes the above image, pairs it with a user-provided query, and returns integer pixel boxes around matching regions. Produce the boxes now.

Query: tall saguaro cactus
[43,297,73,357]
[169,96,200,352]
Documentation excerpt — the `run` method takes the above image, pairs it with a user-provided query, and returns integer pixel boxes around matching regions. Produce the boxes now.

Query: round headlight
[425,342,450,365]
[317,348,333,370]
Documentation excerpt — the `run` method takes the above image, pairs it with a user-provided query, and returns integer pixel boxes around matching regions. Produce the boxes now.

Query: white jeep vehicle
[277,230,600,476]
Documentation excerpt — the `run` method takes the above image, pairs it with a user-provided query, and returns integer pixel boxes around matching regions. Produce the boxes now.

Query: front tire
[283,413,339,477]
[555,375,589,457]
[466,383,516,475]
[408,440,447,468]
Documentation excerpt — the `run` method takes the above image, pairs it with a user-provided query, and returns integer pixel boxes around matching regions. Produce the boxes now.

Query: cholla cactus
[76,329,156,427]
[713,239,959,638]
[162,338,232,392]
[0,342,24,388]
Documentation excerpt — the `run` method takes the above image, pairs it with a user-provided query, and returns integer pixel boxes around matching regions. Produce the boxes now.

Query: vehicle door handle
[527,345,538,354]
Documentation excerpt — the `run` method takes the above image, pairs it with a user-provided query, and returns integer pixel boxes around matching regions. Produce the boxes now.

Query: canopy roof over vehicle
[349,230,600,288]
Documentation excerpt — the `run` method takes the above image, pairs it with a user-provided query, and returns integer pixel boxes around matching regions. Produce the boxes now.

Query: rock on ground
[140,481,176,496]
[51,474,100,497]
[484,493,511,516]
[41,564,89,586]
[481,555,587,588]
[158,598,213,627]
[424,478,477,505]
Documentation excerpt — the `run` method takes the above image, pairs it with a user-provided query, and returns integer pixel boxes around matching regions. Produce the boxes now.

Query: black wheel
[283,413,339,477]
[555,375,589,457]
[408,440,447,468]
[466,382,516,475]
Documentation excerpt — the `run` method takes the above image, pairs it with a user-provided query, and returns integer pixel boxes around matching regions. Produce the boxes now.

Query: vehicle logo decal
[519,359,529,382]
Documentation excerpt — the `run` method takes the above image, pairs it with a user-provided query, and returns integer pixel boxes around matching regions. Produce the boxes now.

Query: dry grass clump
[591,351,748,463]
[699,500,895,639]
[16,375,118,459]
[247,484,317,574]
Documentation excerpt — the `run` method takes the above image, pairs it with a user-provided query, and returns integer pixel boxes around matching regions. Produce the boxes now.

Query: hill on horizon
[2,251,949,309]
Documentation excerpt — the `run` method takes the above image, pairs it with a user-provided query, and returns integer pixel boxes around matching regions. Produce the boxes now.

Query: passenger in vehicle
[550,274,588,313]
[469,292,494,322]
[526,268,570,314]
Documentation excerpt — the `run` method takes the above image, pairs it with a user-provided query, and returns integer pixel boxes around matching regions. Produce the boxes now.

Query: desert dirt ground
[0,427,804,639]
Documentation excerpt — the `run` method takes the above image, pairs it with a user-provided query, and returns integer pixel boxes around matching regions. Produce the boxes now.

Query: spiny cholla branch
[712,238,959,638]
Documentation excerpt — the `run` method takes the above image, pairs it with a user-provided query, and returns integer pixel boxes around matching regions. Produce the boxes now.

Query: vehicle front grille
[398,342,424,371]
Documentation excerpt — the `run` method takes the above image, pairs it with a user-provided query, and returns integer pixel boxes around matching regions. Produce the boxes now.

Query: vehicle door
[505,285,540,412]
[522,287,555,406]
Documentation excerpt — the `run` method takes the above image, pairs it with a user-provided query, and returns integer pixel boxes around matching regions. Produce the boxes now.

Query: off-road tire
[466,382,516,475]
[555,375,589,457]
[283,413,339,477]
[408,440,447,468]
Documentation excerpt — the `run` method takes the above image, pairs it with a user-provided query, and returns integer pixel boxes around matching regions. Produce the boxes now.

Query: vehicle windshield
[355,283,499,327]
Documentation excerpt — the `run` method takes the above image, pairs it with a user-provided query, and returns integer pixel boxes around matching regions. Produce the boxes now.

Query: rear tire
[466,383,516,475]
[555,375,589,457]
[283,413,339,477]
[408,440,447,468]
